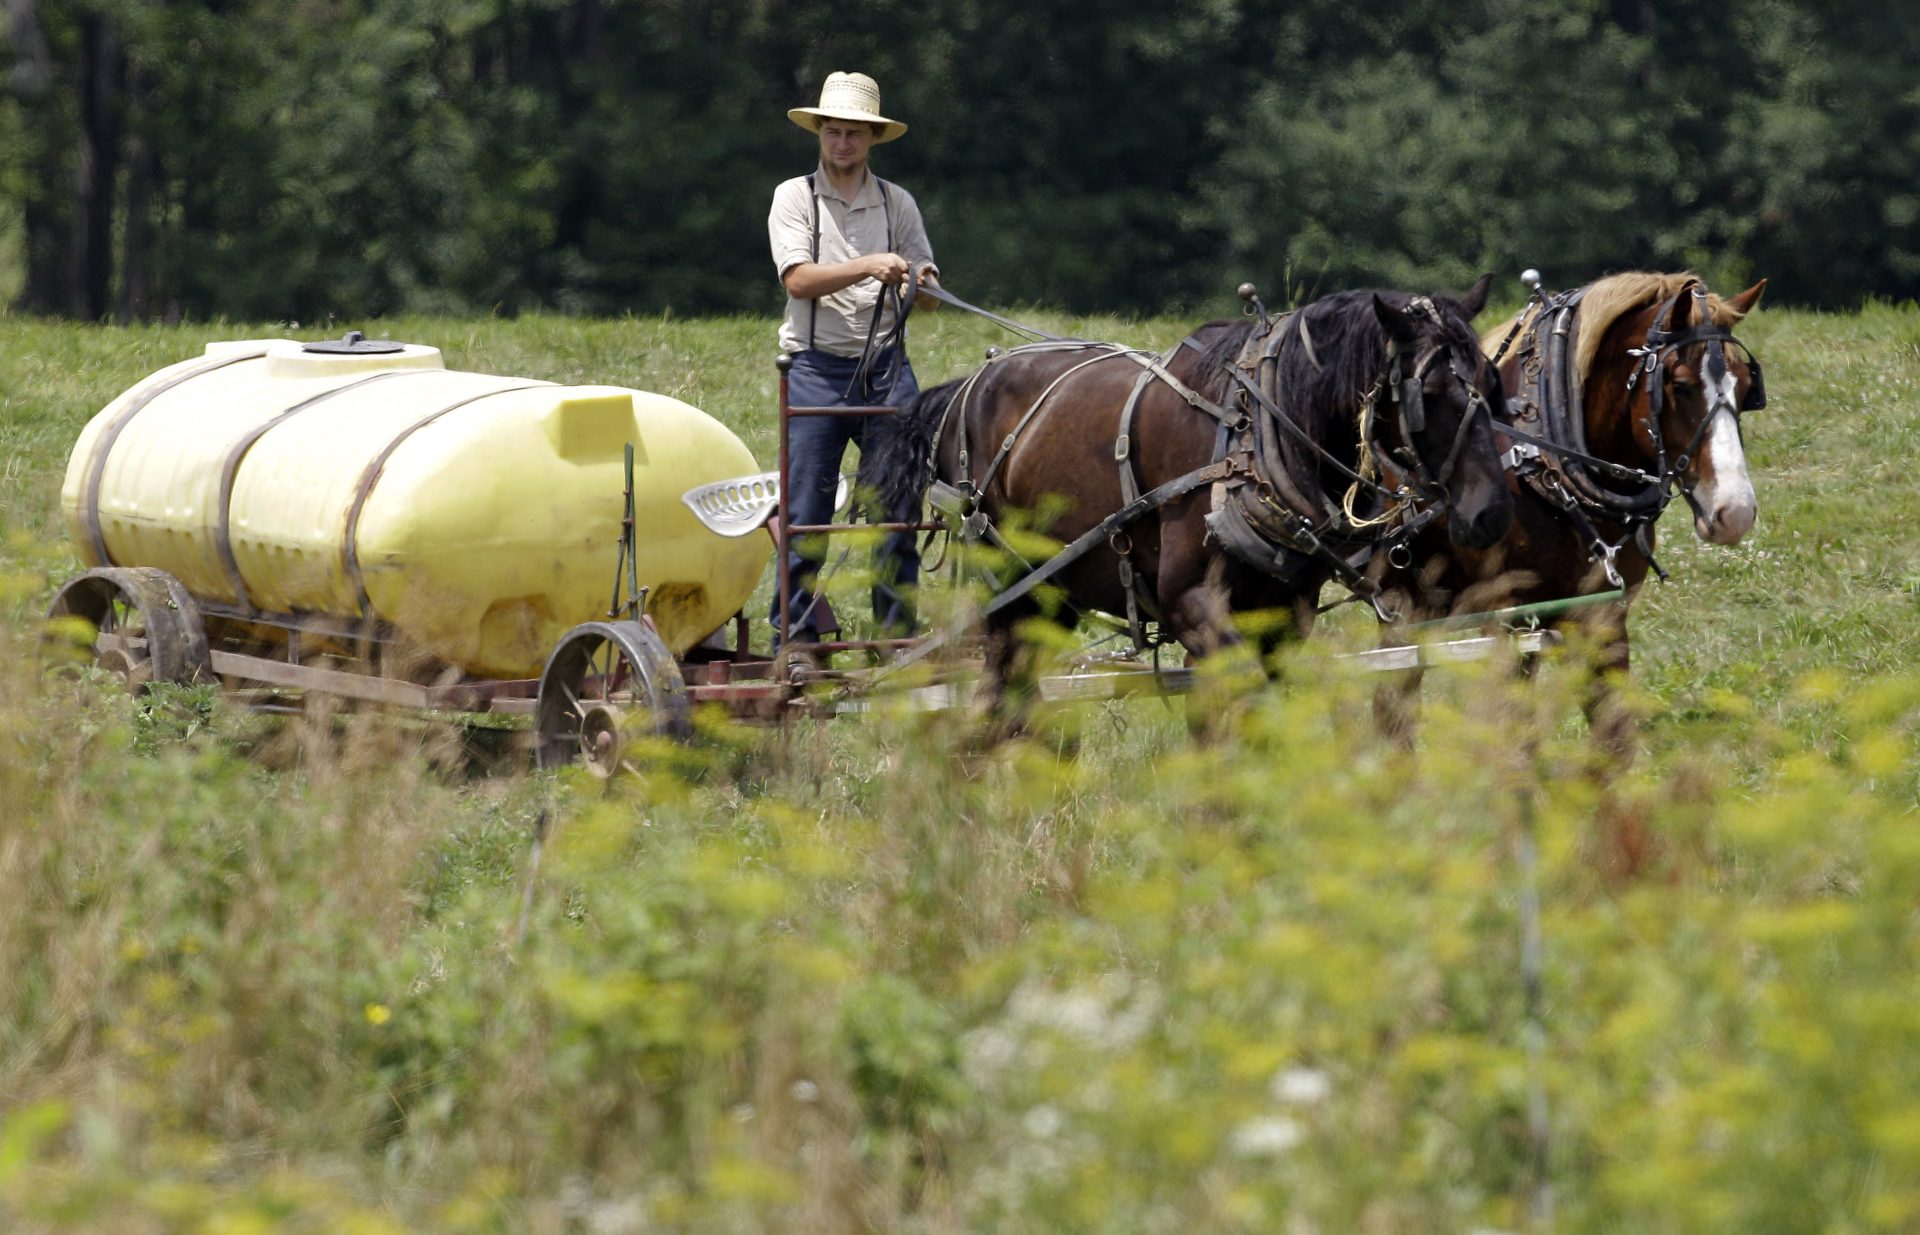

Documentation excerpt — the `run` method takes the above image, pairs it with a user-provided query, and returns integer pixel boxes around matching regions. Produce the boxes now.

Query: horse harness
[933,298,1491,646]
[926,339,1241,648]
[1497,279,1766,585]
[1206,299,1495,595]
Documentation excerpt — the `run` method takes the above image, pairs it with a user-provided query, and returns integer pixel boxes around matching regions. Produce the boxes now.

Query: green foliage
[2,0,1915,319]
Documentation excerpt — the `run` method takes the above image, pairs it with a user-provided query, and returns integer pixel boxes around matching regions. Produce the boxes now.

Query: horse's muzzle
[1449,485,1516,550]
[1695,495,1756,545]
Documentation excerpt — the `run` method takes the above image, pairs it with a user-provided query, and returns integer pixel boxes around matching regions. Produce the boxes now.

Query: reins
[850,261,1071,402]
[894,278,1501,642]
[912,273,1073,343]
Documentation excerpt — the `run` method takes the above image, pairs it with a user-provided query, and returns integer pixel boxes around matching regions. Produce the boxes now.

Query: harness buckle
[1593,539,1625,589]
[1500,441,1541,472]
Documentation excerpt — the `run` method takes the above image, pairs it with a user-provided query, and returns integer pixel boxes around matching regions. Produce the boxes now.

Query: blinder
[1378,331,1494,500]
[1643,284,1768,417]
[1393,348,1426,434]
[1741,352,1767,411]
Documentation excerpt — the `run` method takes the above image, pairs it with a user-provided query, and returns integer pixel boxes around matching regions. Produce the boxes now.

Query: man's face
[818,121,876,175]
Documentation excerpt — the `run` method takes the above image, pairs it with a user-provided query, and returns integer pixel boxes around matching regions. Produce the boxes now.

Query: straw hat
[787,72,907,143]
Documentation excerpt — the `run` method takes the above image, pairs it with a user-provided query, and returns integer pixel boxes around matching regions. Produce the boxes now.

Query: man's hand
[864,253,911,286]
[782,253,926,299]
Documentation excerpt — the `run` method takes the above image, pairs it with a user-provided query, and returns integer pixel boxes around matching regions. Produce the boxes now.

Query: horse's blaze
[1694,400,1756,545]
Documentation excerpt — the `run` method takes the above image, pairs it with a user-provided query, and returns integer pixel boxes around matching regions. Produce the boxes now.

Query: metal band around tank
[341,380,554,617]
[81,348,273,568]
[213,370,438,612]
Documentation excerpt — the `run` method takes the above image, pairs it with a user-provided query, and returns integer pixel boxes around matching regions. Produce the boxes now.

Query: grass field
[3,296,1920,1234]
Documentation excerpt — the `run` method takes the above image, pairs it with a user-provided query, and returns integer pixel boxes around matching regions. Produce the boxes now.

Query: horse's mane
[1189,289,1485,458]
[1192,318,1256,391]
[1194,289,1483,393]
[1479,271,1754,381]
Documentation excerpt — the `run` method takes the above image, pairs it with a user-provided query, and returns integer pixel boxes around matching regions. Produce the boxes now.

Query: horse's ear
[1372,294,1419,345]
[1726,278,1768,320]
[1455,272,1495,320]
[1668,286,1696,331]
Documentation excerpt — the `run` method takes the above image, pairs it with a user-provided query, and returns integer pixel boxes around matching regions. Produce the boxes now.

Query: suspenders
[805,171,894,351]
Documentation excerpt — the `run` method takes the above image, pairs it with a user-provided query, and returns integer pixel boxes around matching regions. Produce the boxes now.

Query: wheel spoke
[590,640,611,701]
[538,622,685,771]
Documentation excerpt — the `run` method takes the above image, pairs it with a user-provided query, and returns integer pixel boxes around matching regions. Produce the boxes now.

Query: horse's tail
[862,378,964,518]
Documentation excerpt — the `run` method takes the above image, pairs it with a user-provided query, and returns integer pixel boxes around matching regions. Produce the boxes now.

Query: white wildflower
[1022,1104,1065,1139]
[1229,1115,1303,1157]
[963,1026,1020,1077]
[1270,1066,1333,1106]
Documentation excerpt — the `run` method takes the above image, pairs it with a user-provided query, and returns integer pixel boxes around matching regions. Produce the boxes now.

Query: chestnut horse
[1375,271,1768,755]
[866,281,1517,720]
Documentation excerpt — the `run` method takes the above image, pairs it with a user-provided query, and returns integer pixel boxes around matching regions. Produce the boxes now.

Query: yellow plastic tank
[59,336,770,678]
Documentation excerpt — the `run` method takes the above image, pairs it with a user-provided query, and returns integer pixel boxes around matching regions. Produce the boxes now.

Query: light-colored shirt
[769,165,937,358]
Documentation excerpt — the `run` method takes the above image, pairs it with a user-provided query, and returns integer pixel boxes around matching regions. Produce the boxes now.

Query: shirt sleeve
[890,186,939,275]
[769,179,816,282]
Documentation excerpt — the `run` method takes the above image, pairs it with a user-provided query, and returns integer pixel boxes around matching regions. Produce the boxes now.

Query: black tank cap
[302,330,406,355]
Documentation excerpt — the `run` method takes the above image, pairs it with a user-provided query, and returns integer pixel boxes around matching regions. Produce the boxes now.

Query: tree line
[2,0,1914,323]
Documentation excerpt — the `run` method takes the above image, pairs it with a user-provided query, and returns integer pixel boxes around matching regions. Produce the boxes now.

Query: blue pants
[775,347,922,643]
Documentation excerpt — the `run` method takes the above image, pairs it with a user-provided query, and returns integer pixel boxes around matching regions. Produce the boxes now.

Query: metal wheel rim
[46,575,157,686]
[535,624,681,774]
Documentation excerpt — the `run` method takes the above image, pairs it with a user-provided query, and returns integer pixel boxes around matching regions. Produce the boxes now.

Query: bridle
[1498,277,1766,582]
[1634,282,1767,519]
[1369,306,1500,502]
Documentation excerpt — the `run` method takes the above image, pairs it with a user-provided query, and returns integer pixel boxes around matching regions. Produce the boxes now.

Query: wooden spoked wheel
[44,567,212,688]
[534,620,691,775]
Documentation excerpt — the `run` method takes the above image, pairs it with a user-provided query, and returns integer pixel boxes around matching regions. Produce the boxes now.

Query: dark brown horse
[1375,271,1768,758]
[867,280,1517,718]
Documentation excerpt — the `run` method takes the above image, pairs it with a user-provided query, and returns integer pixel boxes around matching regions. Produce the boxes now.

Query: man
[768,70,939,651]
